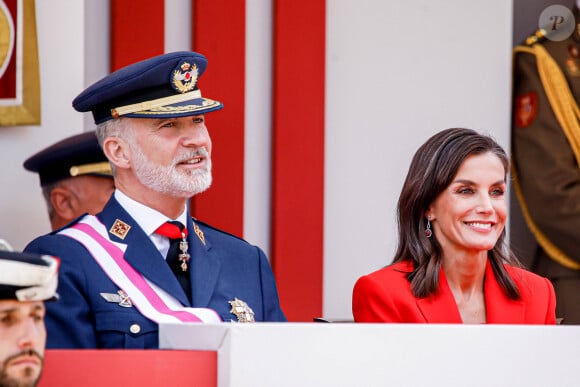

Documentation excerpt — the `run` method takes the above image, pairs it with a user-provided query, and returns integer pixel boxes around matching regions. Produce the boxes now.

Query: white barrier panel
[159,323,580,387]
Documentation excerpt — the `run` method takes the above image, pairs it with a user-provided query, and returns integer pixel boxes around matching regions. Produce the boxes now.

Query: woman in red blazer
[352,128,556,324]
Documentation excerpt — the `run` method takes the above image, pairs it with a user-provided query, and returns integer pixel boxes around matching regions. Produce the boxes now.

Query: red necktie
[154,221,191,303]
[154,221,188,239]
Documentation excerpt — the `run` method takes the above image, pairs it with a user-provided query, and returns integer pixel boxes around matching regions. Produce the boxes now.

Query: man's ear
[50,186,77,223]
[103,137,131,169]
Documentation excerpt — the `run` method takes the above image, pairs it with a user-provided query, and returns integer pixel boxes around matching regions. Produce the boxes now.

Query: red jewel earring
[425,216,432,238]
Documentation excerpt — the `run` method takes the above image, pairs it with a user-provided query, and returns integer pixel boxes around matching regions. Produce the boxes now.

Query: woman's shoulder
[504,264,554,293]
[356,260,413,286]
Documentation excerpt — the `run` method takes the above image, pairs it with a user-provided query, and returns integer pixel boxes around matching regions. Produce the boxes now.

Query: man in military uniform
[24,51,286,349]
[0,248,59,387]
[24,131,115,230]
[512,5,580,324]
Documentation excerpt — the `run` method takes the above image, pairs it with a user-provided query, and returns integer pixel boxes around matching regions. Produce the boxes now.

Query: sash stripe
[59,216,221,324]
[71,224,202,323]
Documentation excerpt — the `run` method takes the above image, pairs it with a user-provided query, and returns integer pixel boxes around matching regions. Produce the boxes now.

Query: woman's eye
[491,188,505,196]
[457,187,474,194]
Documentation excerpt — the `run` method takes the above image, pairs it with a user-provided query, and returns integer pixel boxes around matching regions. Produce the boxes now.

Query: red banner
[0,0,17,99]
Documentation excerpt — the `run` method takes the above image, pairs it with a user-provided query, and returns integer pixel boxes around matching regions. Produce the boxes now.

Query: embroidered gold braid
[512,43,580,270]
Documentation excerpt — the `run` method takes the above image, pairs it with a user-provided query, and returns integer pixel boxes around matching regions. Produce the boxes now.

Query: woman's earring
[425,216,432,238]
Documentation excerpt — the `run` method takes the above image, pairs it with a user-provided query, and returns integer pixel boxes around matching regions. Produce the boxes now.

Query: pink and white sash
[58,215,221,324]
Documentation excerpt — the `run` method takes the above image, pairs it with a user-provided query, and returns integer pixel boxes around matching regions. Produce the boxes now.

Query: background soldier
[512,4,580,324]
[24,131,114,231]
[0,248,59,387]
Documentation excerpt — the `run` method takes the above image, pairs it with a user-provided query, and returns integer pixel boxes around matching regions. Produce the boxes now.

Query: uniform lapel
[97,197,190,306]
[484,261,525,323]
[416,268,463,323]
[187,218,221,307]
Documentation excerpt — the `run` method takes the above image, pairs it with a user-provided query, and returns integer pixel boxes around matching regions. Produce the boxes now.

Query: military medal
[514,92,538,128]
[228,298,255,323]
[178,232,190,271]
[566,44,580,77]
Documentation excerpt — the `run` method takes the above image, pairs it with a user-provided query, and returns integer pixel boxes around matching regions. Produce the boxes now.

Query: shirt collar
[114,189,189,236]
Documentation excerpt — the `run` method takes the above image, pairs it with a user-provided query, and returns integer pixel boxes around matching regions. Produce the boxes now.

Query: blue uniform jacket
[24,196,286,349]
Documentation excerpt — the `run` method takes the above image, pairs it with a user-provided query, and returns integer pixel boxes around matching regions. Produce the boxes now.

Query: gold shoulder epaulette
[525,28,547,46]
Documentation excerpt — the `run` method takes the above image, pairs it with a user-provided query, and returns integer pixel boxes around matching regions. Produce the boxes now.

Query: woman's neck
[442,251,487,324]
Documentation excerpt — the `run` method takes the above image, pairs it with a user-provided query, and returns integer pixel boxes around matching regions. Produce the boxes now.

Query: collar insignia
[100,290,133,308]
[172,61,198,93]
[228,297,255,323]
[193,222,205,245]
[110,219,131,239]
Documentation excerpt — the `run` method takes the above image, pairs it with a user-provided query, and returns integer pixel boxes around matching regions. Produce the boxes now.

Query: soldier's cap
[23,131,112,187]
[0,250,59,302]
[72,51,223,124]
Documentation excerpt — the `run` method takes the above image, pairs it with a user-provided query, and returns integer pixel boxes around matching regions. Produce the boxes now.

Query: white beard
[132,146,212,198]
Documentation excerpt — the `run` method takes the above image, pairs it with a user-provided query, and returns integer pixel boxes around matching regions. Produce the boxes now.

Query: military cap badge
[172,61,198,93]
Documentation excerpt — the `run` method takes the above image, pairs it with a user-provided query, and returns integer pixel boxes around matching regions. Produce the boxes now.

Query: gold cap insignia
[69,161,112,177]
[172,61,198,93]
[109,219,131,240]
[228,297,255,323]
[193,222,205,245]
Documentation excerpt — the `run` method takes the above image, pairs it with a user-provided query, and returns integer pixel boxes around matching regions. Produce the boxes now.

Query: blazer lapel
[416,268,463,323]
[97,197,190,306]
[187,218,221,307]
[484,261,525,323]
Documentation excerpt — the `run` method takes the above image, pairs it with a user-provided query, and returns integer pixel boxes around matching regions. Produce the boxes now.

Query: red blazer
[352,260,556,324]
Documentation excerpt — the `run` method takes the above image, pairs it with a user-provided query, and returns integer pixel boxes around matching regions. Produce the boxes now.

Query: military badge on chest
[178,237,190,272]
[566,43,580,77]
[100,289,133,308]
[514,92,538,128]
[228,297,255,322]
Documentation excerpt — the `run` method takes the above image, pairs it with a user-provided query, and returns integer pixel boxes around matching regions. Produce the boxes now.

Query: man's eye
[0,315,13,325]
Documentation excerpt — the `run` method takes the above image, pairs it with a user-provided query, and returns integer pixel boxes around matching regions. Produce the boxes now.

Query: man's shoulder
[25,215,95,255]
[192,218,252,245]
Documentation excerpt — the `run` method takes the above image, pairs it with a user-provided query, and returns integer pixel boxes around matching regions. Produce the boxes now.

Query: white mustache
[174,147,210,165]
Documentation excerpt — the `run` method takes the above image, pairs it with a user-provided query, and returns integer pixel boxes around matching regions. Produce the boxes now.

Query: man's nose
[17,318,43,349]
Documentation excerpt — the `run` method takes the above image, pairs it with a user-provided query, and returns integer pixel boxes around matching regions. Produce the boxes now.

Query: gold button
[129,324,141,334]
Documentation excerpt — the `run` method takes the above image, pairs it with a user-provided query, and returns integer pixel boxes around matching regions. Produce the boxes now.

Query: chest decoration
[514,92,538,128]
[229,298,255,322]
[100,289,133,308]
[566,44,580,77]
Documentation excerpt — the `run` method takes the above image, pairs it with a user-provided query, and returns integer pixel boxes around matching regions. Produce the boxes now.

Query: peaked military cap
[72,51,223,124]
[23,131,112,187]
[0,250,59,302]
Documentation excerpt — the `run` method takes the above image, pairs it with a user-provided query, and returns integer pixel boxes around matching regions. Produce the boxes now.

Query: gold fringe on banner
[0,0,40,126]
